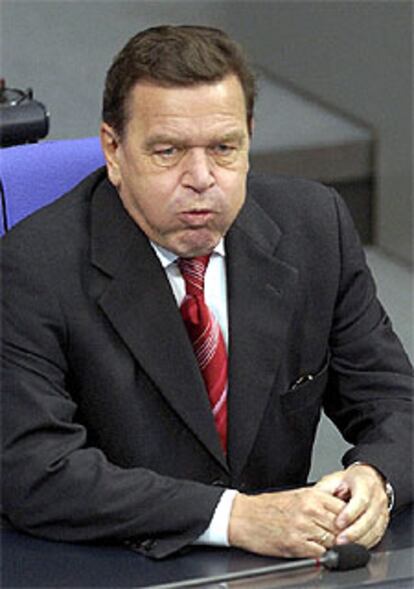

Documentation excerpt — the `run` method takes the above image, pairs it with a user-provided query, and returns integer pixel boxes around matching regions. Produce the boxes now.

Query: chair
[0,137,105,235]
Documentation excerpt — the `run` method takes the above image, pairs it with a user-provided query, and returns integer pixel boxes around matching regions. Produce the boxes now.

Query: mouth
[178,209,216,226]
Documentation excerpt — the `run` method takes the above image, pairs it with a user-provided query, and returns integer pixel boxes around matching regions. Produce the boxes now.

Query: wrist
[228,492,251,548]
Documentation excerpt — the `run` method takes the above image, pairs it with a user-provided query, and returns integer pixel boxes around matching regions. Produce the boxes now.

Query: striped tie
[178,255,228,453]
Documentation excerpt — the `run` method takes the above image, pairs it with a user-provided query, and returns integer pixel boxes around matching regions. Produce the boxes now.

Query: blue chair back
[0,137,105,235]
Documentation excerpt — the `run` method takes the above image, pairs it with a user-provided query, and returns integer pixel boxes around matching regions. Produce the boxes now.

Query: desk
[2,505,413,588]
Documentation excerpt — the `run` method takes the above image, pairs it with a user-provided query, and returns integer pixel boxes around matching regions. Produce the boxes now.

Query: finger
[312,509,341,536]
[334,483,351,501]
[354,515,389,549]
[336,464,388,530]
[315,473,344,495]
[302,494,346,540]
[336,507,389,546]
[306,540,328,558]
[311,482,348,513]
[312,529,336,550]
[316,479,351,504]
[316,469,352,490]
[336,477,389,531]
[285,527,333,558]
[319,492,348,516]
[289,537,327,558]
[338,514,389,550]
[335,491,369,530]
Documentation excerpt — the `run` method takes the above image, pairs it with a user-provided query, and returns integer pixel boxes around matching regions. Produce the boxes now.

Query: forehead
[124,75,248,140]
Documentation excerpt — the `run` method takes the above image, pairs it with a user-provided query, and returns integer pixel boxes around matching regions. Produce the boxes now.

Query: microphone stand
[142,545,369,589]
[143,554,326,589]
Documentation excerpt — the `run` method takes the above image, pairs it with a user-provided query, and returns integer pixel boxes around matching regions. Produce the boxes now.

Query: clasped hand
[228,464,389,558]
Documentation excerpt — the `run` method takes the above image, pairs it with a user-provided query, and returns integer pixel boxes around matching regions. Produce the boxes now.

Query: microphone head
[322,543,370,571]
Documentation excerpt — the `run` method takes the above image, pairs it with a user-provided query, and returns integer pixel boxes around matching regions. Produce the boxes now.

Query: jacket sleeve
[325,190,413,510]
[1,229,224,559]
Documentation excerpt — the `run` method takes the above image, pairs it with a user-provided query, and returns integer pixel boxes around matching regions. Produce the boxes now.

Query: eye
[154,146,178,158]
[213,144,235,156]
[151,145,185,167]
[209,143,239,166]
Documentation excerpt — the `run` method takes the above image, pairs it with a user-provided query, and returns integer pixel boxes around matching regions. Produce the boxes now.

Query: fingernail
[337,533,348,545]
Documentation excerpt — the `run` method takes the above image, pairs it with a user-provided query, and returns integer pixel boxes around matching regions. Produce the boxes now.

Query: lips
[178,210,216,226]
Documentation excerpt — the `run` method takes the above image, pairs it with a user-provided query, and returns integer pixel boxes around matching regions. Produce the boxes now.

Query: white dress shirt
[151,240,237,546]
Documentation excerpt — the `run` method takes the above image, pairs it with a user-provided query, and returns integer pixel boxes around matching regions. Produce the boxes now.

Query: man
[2,25,413,560]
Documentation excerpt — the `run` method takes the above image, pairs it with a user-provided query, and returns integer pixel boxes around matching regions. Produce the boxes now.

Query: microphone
[320,543,370,570]
[147,544,370,589]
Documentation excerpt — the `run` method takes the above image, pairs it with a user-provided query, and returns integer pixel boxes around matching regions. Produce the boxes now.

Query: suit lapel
[225,195,299,478]
[90,178,227,470]
[89,175,299,477]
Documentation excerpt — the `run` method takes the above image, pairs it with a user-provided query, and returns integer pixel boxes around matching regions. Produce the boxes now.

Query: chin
[177,246,214,258]
[177,238,220,258]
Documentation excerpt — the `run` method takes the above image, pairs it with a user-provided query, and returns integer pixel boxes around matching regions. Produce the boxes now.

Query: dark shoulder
[245,171,345,252]
[247,171,337,219]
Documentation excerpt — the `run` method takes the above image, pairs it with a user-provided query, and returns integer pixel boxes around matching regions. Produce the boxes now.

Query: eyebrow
[209,131,246,146]
[143,135,183,150]
[144,130,246,151]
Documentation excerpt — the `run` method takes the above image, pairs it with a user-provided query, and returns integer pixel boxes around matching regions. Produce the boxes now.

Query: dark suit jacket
[2,169,413,558]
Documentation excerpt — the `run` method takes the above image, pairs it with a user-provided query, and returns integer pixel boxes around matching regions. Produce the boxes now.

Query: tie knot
[178,255,210,295]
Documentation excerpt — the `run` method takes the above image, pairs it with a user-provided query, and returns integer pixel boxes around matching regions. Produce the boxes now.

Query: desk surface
[2,504,413,588]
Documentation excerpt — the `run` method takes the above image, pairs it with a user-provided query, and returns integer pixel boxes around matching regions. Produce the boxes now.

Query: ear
[100,123,122,187]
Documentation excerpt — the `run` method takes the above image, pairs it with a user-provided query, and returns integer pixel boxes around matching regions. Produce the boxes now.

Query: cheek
[219,171,247,210]
[133,173,178,214]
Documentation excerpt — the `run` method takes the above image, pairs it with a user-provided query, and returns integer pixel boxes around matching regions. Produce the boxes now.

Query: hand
[228,487,346,558]
[315,463,390,549]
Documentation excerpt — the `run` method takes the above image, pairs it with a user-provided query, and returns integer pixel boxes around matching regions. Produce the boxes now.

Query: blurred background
[1,0,412,480]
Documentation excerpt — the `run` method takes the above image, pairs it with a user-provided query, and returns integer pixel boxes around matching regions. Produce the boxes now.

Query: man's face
[101,75,250,257]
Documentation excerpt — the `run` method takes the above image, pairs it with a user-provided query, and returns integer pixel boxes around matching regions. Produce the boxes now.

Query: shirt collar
[151,239,225,270]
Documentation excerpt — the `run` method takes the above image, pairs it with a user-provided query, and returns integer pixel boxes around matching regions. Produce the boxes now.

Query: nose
[181,148,215,193]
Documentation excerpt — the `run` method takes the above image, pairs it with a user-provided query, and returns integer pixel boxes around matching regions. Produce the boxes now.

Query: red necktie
[178,255,228,453]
